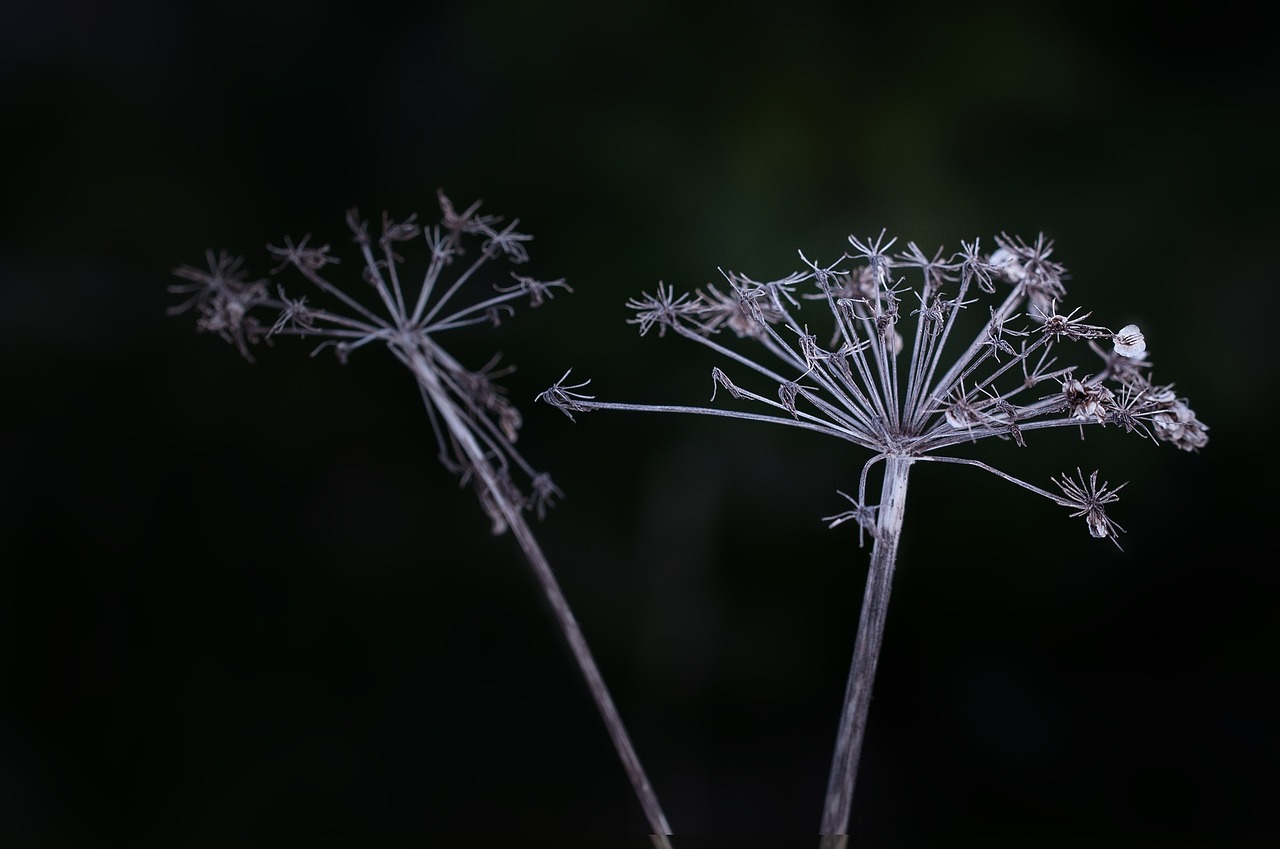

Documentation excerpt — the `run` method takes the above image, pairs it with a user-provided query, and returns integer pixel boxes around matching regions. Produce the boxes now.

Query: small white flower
[988,247,1026,282]
[1113,323,1146,358]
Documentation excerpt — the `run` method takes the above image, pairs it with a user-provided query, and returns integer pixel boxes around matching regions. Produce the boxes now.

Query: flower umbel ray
[171,192,673,845]
[538,231,1207,843]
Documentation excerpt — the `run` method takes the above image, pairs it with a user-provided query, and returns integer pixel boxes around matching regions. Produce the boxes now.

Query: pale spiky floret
[171,190,572,533]
[539,231,1208,546]
[1053,467,1127,548]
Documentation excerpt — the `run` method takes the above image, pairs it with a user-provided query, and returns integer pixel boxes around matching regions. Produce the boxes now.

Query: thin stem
[819,454,912,848]
[503,487,675,848]
[413,356,674,846]
[577,398,869,446]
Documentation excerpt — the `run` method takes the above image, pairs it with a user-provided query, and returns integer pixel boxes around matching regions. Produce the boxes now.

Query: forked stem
[819,454,912,847]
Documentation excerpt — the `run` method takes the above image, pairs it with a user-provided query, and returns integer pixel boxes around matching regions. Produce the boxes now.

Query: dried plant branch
[541,231,1207,843]
[171,192,673,845]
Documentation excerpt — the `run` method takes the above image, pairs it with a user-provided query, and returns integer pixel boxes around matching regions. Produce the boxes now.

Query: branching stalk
[540,230,1206,840]
[171,195,676,844]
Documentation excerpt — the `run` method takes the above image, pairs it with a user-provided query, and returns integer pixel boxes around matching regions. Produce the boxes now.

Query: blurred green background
[3,0,1275,844]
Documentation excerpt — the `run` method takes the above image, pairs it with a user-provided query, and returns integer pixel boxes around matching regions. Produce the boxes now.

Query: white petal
[1113,323,1146,357]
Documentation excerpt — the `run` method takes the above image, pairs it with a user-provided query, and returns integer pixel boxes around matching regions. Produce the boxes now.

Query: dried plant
[169,191,673,845]
[538,231,1207,844]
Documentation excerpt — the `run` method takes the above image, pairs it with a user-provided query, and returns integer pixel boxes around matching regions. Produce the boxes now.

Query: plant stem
[819,454,912,848]
[503,501,674,848]
[414,358,674,846]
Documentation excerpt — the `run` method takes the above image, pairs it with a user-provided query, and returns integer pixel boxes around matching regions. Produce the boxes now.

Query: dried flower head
[171,193,673,842]
[1054,467,1127,546]
[540,231,1207,546]
[171,190,571,533]
[538,229,1207,841]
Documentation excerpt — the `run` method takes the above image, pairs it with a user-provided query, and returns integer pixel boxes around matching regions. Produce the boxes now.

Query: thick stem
[819,454,912,848]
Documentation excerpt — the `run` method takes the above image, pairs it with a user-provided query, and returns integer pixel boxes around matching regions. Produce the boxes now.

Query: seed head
[541,231,1207,544]
[1053,468,1128,548]
[1112,323,1146,358]
[172,192,568,532]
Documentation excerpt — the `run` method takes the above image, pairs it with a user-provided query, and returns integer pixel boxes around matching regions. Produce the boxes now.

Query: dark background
[3,0,1276,845]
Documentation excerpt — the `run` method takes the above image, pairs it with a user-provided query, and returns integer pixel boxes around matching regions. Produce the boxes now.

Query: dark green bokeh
[3,0,1275,843]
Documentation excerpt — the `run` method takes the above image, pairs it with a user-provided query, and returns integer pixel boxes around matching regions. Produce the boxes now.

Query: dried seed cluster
[171,190,571,532]
[540,232,1207,546]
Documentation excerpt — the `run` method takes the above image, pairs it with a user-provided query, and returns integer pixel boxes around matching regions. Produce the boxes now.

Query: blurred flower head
[171,190,571,532]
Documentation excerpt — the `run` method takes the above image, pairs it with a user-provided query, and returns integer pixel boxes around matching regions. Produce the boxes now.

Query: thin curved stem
[416,359,673,846]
